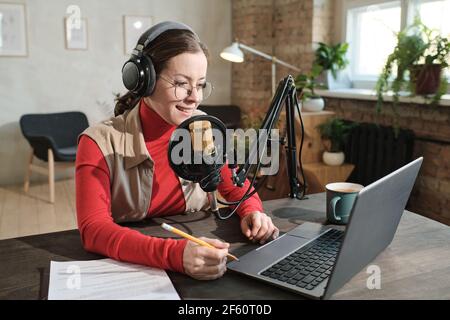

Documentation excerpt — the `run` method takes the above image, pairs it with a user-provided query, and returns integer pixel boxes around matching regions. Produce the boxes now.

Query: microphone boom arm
[232,75,306,199]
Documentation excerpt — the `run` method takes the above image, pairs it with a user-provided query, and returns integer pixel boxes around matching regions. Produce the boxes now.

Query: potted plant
[314,42,351,90]
[317,118,356,166]
[376,17,450,116]
[409,32,450,96]
[295,64,326,112]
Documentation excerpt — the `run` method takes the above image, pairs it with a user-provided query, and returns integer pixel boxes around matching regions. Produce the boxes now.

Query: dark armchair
[198,105,242,129]
[19,112,89,203]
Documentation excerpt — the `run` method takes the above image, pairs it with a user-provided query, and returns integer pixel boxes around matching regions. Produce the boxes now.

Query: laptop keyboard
[260,229,344,291]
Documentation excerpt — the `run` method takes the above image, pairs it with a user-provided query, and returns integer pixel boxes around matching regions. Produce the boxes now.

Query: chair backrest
[20,112,89,148]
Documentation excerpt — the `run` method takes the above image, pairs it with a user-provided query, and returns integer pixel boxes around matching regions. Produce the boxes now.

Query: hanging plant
[376,17,450,124]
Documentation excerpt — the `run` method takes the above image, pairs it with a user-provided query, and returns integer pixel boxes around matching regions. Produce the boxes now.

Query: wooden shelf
[255,110,356,200]
[302,162,355,194]
[296,111,355,194]
[295,110,336,164]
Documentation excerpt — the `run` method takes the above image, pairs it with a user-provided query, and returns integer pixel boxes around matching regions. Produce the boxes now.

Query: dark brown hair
[114,29,209,116]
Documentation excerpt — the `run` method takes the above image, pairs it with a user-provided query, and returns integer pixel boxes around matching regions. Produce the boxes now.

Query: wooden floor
[0,178,77,240]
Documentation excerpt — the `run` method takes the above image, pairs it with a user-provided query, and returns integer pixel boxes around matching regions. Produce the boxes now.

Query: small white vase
[302,97,325,112]
[323,151,345,166]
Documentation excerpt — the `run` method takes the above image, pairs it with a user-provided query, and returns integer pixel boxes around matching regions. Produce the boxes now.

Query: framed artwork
[64,17,88,50]
[0,3,28,57]
[123,15,152,55]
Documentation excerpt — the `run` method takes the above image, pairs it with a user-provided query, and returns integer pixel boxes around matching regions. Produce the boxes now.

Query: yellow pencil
[161,223,239,261]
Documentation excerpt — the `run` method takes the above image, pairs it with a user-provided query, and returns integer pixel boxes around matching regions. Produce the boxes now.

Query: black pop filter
[168,115,228,192]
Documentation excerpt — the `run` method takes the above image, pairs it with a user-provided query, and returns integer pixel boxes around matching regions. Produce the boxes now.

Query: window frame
[342,0,450,90]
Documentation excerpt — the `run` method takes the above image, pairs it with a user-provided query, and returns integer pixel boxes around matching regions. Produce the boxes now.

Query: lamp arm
[238,43,274,61]
[272,58,302,72]
[238,43,301,72]
[232,75,306,200]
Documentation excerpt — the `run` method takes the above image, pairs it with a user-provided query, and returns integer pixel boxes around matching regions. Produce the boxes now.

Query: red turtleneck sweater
[75,100,263,273]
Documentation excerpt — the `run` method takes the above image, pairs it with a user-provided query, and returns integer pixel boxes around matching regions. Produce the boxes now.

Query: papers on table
[48,258,180,300]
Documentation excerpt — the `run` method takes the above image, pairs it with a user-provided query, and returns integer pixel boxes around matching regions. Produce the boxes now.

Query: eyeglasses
[158,75,213,101]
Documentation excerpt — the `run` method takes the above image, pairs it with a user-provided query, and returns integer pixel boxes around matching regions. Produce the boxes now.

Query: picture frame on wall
[123,15,152,55]
[64,17,88,50]
[0,3,28,57]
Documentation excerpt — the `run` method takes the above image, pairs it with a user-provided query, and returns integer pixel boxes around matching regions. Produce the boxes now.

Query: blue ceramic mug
[326,182,364,225]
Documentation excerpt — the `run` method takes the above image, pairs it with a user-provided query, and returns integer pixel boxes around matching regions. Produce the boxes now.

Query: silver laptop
[227,157,423,299]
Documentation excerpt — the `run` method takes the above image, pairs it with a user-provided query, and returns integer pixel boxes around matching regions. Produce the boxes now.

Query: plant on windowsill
[314,41,351,90]
[295,64,326,112]
[376,17,450,124]
[317,118,357,166]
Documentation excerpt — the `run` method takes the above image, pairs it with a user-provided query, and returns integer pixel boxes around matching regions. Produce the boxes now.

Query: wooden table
[1,193,449,300]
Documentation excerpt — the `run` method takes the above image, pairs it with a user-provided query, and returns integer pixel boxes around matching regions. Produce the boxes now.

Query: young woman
[76,21,279,281]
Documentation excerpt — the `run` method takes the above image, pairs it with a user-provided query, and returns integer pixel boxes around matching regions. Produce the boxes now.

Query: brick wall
[273,0,315,83]
[325,97,450,226]
[312,0,334,44]
[232,0,275,120]
[231,0,334,121]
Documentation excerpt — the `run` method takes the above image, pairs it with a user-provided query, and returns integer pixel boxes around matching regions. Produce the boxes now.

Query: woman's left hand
[240,211,279,245]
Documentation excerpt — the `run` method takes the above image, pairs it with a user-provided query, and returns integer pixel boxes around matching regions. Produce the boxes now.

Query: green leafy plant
[314,42,350,79]
[294,64,324,100]
[317,118,357,152]
[376,17,450,117]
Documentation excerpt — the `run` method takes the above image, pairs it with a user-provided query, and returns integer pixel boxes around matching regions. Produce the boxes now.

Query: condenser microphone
[169,114,264,220]
[189,120,221,213]
[168,115,227,216]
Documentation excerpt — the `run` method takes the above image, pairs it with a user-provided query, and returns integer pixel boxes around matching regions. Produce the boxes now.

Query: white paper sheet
[48,258,180,300]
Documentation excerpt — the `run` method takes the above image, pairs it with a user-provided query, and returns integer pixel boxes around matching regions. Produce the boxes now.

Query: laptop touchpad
[227,233,311,274]
[287,222,330,239]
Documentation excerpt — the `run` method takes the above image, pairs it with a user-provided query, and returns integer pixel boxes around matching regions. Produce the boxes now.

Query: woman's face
[145,51,208,126]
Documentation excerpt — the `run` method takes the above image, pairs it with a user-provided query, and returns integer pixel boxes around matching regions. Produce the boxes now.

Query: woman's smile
[175,105,195,115]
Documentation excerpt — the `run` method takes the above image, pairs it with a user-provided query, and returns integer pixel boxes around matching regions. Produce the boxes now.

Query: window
[347,1,401,82]
[417,0,450,78]
[344,0,450,89]
[418,0,450,37]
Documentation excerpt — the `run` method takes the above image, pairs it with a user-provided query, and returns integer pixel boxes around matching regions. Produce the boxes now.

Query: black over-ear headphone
[121,21,199,97]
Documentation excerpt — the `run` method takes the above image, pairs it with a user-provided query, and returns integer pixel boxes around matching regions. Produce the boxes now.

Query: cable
[214,76,308,219]
[293,89,308,199]
[216,136,275,206]
[216,133,271,220]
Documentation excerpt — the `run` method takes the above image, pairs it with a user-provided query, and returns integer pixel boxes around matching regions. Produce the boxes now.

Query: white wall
[0,0,232,185]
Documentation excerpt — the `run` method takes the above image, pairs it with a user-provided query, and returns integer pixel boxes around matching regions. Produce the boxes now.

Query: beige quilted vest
[79,103,210,223]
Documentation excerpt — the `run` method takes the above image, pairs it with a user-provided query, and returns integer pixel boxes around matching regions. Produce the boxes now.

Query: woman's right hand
[182,237,229,280]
